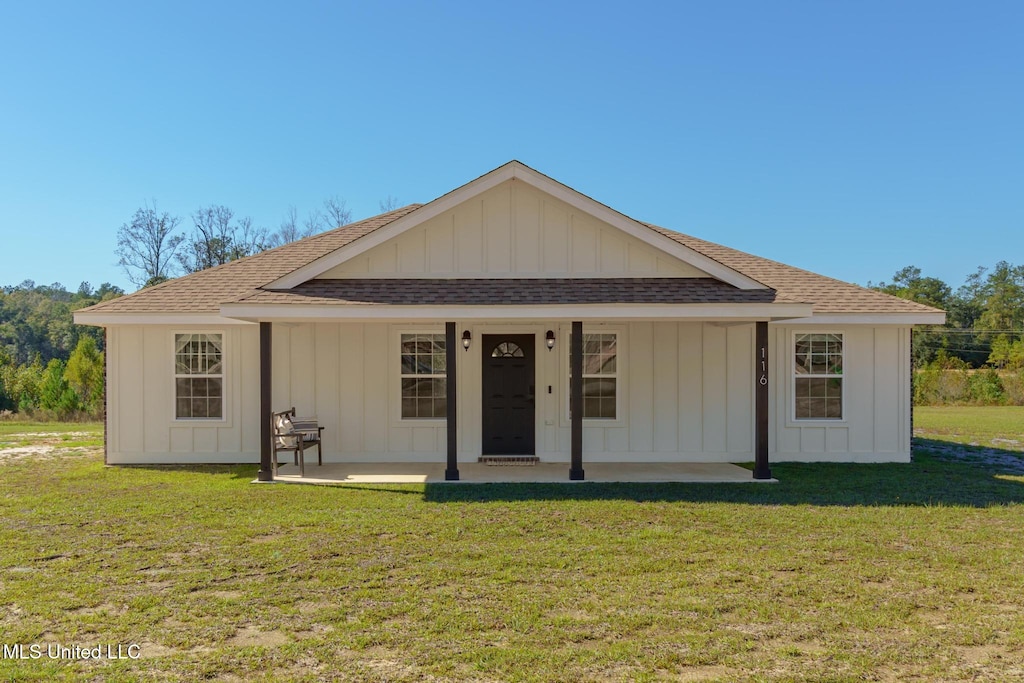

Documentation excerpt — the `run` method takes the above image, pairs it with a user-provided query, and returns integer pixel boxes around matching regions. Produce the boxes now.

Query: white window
[569,332,618,419]
[794,332,843,420]
[400,333,447,419]
[174,333,223,419]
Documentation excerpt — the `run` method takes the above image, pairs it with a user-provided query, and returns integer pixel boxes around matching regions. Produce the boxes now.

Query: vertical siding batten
[677,322,703,453]
[652,322,678,452]
[701,324,727,453]
[628,322,653,453]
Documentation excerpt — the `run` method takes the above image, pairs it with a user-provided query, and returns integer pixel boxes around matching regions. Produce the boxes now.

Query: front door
[481,334,535,455]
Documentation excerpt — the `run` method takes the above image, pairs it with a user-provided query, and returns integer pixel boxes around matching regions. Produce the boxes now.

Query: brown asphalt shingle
[234,278,796,306]
[644,224,942,315]
[78,201,941,317]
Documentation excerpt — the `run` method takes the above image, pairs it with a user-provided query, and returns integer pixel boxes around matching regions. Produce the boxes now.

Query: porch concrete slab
[268,461,770,485]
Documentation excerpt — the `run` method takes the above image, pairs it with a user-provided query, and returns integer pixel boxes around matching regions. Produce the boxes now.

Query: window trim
[396,329,448,422]
[791,329,846,423]
[171,330,229,424]
[562,326,624,424]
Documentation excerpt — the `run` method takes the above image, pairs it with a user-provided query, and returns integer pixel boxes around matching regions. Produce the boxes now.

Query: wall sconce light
[462,330,472,351]
[546,330,556,351]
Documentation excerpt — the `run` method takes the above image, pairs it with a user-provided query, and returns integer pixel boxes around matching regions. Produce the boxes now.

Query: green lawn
[2,419,1024,681]
[915,406,1024,451]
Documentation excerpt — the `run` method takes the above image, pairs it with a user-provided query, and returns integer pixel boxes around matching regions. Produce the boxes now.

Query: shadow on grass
[914,437,1024,473]
[416,442,1024,506]
[416,464,1024,506]
[120,442,1024,507]
[121,463,260,482]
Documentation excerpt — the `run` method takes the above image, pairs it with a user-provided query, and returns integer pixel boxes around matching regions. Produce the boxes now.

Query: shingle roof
[78,200,940,317]
[235,278,795,306]
[644,225,941,314]
[81,205,423,313]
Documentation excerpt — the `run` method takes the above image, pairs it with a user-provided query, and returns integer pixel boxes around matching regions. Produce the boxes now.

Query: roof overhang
[73,311,255,327]
[781,312,947,325]
[265,161,768,291]
[218,302,814,323]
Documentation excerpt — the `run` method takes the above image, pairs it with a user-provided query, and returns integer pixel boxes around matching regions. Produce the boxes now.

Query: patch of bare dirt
[675,665,733,681]
[0,432,100,463]
[136,641,180,658]
[71,602,123,616]
[956,644,1004,664]
[228,627,289,647]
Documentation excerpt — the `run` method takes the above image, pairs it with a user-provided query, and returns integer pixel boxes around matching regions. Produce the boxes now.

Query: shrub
[1000,373,1024,406]
[968,369,1005,404]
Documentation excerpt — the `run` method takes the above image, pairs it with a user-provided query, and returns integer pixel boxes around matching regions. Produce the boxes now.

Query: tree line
[116,195,401,287]
[869,262,1024,405]
[117,198,351,287]
[2,194,401,419]
[0,282,120,418]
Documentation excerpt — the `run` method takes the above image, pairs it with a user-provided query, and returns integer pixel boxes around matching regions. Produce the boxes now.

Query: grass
[2,418,1024,681]
[915,406,1024,451]
[0,421,103,436]
[0,422,103,451]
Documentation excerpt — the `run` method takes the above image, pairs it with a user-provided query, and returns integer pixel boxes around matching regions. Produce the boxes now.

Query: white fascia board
[72,311,256,327]
[266,161,767,291]
[778,312,947,325]
[219,302,814,323]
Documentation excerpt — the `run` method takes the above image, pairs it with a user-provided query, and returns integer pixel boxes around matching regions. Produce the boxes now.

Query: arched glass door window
[491,341,525,358]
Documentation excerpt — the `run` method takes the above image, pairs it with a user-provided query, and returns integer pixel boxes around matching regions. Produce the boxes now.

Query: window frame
[791,330,846,423]
[397,330,448,422]
[563,327,623,423]
[171,331,228,423]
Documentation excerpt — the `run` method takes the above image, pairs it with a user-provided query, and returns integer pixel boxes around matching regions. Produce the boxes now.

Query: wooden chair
[272,407,323,477]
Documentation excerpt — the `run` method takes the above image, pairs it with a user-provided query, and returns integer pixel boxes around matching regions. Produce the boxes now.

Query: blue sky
[1,1,1021,293]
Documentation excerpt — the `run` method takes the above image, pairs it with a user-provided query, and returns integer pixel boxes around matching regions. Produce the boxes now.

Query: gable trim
[265,161,767,291]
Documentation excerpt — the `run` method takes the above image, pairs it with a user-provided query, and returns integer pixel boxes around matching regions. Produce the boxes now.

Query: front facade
[77,162,944,479]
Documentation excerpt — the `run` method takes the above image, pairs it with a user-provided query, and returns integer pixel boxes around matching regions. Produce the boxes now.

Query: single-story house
[75,161,945,481]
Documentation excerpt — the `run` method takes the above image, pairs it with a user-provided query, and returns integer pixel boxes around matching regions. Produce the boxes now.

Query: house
[74,161,945,481]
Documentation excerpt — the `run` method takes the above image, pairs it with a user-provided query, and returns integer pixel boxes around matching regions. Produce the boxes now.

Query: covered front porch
[267,461,768,485]
[234,311,802,483]
[215,273,817,485]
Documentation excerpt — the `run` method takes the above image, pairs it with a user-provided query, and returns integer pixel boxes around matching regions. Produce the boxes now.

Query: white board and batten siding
[315,180,708,279]
[106,325,262,464]
[771,325,912,463]
[105,320,910,465]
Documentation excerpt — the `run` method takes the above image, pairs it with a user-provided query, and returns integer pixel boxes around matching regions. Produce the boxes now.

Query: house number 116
[758,347,767,385]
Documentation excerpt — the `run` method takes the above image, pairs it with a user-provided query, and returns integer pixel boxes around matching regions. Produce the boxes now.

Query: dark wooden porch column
[570,321,584,480]
[444,322,459,481]
[257,322,274,482]
[753,320,772,480]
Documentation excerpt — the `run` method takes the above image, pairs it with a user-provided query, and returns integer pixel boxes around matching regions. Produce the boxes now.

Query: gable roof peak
[265,161,768,291]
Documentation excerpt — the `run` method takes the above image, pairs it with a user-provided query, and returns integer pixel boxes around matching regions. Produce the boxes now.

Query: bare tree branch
[379,195,400,212]
[323,195,352,228]
[267,206,300,248]
[115,202,183,288]
[302,209,326,238]
[178,205,268,272]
